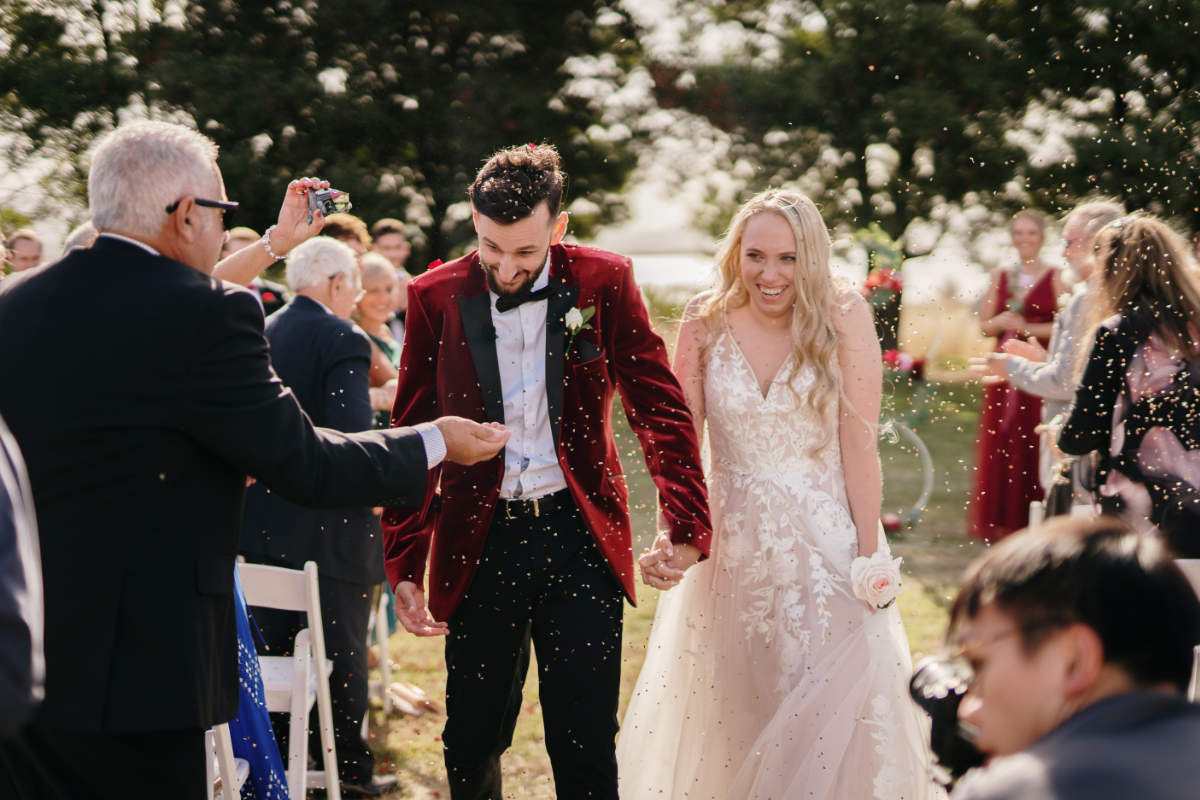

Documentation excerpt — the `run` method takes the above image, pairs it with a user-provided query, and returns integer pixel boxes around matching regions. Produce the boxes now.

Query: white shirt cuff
[414,422,446,469]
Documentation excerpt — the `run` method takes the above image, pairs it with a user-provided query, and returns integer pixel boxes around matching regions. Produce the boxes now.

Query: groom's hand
[435,417,509,465]
[639,532,700,590]
[394,581,449,637]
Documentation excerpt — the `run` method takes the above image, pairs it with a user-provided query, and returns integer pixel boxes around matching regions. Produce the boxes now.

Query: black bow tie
[495,285,553,313]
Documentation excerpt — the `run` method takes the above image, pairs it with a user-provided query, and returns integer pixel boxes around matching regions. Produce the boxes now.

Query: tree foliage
[638,0,1200,241]
[0,0,641,265]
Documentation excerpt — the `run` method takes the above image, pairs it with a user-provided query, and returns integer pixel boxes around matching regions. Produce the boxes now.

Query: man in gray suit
[946,516,1200,800]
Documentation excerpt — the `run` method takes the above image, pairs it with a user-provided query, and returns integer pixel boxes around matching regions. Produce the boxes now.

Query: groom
[382,144,712,798]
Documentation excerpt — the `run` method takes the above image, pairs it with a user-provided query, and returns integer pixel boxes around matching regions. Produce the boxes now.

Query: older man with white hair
[0,120,507,799]
[240,236,397,795]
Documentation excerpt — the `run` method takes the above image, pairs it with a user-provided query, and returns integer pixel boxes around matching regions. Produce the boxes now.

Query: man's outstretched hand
[394,581,449,637]
[435,417,509,465]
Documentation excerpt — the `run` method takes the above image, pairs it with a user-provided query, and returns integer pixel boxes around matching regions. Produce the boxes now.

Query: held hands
[394,581,448,637]
[638,531,701,590]
[990,310,1025,334]
[435,417,510,465]
[268,177,330,256]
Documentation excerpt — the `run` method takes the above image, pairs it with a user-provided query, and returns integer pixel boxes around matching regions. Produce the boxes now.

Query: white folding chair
[237,560,342,800]
[1175,559,1200,702]
[367,586,393,716]
[205,722,249,800]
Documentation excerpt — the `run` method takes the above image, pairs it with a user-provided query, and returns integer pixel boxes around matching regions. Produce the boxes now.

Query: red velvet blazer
[381,243,712,621]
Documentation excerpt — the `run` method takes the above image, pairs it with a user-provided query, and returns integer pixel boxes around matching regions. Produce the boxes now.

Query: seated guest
[948,516,1200,799]
[322,212,372,256]
[6,229,43,272]
[1059,213,1200,556]
[0,413,42,740]
[60,220,98,254]
[223,226,288,315]
[370,217,411,270]
[240,236,397,797]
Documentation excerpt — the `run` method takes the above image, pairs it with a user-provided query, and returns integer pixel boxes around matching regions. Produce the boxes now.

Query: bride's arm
[642,299,709,589]
[835,292,884,558]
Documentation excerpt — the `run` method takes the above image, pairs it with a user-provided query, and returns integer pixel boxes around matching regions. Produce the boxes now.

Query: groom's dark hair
[469,144,565,224]
[948,516,1200,691]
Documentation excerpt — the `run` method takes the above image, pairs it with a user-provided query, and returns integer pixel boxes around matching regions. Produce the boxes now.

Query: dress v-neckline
[723,324,793,402]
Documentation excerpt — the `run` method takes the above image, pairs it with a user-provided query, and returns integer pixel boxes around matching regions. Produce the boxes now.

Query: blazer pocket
[576,337,604,364]
[196,557,234,595]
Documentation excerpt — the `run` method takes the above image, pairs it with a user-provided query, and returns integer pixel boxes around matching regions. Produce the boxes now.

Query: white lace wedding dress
[617,326,935,799]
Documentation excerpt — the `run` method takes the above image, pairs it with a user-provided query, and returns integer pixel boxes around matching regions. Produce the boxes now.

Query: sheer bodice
[617,326,935,800]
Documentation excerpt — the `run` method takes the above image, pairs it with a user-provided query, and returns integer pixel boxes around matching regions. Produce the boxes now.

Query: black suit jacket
[241,296,388,585]
[0,236,427,732]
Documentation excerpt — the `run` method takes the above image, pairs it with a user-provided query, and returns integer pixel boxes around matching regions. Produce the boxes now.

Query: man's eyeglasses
[165,197,239,228]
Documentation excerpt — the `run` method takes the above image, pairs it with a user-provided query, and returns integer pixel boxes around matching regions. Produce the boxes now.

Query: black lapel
[545,278,579,446]
[458,292,504,424]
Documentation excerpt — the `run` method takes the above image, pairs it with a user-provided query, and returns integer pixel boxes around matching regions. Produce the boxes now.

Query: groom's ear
[551,211,569,245]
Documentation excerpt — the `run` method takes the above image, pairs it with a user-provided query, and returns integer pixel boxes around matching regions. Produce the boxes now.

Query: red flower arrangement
[882,348,925,381]
[862,268,903,306]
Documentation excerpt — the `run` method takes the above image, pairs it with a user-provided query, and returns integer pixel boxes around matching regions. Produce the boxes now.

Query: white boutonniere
[565,305,595,354]
[850,550,903,609]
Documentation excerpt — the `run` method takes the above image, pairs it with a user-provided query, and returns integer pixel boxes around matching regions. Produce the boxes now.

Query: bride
[619,190,934,799]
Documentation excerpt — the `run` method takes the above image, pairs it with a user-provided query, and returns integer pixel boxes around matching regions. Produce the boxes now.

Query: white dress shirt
[489,255,567,500]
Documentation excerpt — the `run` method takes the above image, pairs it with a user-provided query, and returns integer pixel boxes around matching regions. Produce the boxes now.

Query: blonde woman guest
[621,190,933,799]
[968,210,1065,541]
[355,252,403,423]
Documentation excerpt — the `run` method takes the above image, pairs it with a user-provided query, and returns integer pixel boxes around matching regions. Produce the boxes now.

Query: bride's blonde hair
[695,189,844,454]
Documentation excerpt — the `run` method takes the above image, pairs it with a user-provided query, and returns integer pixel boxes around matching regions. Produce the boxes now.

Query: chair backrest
[237,561,319,614]
[1175,559,1200,600]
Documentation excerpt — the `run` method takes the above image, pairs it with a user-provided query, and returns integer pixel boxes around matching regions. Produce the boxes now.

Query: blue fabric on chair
[229,568,291,799]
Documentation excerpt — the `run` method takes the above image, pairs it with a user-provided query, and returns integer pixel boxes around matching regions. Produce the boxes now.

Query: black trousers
[0,724,205,800]
[254,573,375,785]
[443,503,624,800]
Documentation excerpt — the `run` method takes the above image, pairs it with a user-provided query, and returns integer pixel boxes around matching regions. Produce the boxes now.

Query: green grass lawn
[365,375,986,799]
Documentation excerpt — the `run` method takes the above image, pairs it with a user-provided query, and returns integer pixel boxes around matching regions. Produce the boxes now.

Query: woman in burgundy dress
[969,210,1064,541]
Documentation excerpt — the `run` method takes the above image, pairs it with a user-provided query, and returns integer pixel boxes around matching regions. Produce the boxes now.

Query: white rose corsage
[564,305,595,354]
[850,550,903,609]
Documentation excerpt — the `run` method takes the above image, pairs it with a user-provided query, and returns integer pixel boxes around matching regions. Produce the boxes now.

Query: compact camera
[909,655,987,788]
[307,188,352,223]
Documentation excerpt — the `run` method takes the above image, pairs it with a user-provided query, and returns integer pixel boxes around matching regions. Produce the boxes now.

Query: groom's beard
[480,248,549,297]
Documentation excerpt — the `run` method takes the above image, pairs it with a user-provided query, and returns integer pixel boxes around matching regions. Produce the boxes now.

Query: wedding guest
[0,119,507,798]
[6,229,43,272]
[323,212,372,256]
[390,267,413,344]
[223,226,288,315]
[970,201,1124,501]
[0,413,42,739]
[371,217,411,270]
[948,516,1200,800]
[382,144,711,800]
[1059,213,1200,557]
[355,252,402,424]
[60,220,98,254]
[969,210,1065,541]
[240,236,397,797]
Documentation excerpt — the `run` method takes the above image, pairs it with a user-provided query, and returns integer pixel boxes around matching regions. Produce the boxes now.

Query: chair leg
[315,652,343,800]
[213,723,242,800]
[205,729,217,800]
[288,630,313,800]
